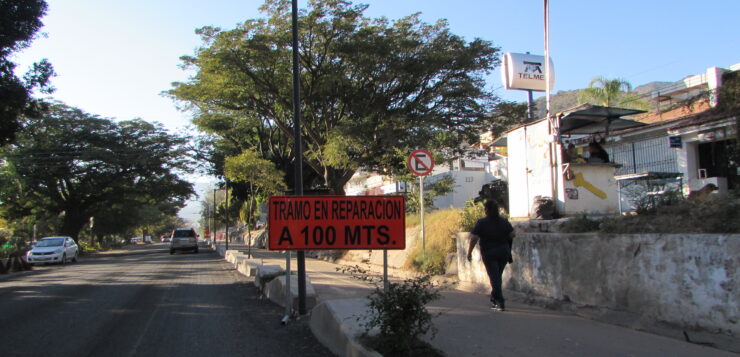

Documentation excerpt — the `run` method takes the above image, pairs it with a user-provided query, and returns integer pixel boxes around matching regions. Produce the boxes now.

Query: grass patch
[558,214,602,233]
[405,213,420,228]
[600,194,740,233]
[405,208,461,274]
[559,193,740,234]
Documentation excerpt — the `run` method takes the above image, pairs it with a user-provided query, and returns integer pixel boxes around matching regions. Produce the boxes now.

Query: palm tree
[578,76,648,109]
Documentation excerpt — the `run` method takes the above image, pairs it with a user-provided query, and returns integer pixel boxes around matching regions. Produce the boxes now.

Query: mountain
[526,80,674,118]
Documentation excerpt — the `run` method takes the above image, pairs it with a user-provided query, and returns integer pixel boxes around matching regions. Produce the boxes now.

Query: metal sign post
[407,149,434,257]
[419,175,425,255]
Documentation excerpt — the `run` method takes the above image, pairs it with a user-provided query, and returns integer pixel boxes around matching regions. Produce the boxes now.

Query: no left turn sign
[407,149,434,176]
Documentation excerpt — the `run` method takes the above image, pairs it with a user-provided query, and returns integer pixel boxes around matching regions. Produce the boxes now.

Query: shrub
[78,240,102,252]
[558,214,601,233]
[599,193,740,234]
[410,249,446,275]
[460,200,484,232]
[361,275,442,356]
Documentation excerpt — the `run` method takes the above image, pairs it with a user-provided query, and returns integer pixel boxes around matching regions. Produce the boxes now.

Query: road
[0,244,331,357]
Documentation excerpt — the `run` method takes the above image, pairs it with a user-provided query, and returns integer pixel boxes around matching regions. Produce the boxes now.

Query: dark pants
[482,255,508,304]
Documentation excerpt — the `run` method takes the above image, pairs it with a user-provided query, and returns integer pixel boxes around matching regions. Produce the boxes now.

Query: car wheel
[61,254,67,265]
[72,252,78,263]
[170,249,175,255]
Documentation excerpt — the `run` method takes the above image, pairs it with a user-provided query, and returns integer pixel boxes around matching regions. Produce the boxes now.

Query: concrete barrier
[236,258,263,277]
[255,265,285,290]
[224,250,242,264]
[310,299,381,357]
[265,274,317,311]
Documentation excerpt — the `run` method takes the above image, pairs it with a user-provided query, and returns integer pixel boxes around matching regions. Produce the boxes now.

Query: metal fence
[607,135,680,175]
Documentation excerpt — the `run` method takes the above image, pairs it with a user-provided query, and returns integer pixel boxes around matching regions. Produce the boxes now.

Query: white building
[501,63,739,218]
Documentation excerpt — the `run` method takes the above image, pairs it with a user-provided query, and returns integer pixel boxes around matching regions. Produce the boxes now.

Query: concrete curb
[265,275,317,310]
[310,299,382,357]
[218,247,380,356]
[254,264,284,290]
[236,258,263,277]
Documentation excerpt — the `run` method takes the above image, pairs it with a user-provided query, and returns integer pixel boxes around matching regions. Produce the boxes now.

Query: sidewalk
[218,243,735,356]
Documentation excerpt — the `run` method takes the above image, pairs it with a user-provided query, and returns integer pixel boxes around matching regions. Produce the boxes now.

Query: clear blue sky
[14,0,740,223]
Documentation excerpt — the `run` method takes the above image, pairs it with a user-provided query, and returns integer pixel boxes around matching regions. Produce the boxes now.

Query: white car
[26,236,79,265]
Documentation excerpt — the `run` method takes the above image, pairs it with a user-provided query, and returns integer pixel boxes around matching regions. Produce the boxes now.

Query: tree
[224,149,287,235]
[577,76,647,109]
[0,0,55,146]
[169,0,500,194]
[488,100,530,138]
[0,103,195,241]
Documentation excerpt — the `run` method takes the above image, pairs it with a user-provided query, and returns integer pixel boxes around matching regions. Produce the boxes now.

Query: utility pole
[290,0,307,316]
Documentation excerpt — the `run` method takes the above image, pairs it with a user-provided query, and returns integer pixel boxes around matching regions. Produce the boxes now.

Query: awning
[559,104,647,135]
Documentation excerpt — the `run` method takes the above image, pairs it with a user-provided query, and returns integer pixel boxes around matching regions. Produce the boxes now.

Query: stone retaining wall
[457,232,739,335]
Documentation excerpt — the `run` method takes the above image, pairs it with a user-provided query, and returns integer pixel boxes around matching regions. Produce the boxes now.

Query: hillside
[527,80,673,118]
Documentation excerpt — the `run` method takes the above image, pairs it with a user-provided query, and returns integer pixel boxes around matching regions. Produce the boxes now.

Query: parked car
[161,235,171,243]
[170,228,198,254]
[26,236,78,265]
[130,237,142,244]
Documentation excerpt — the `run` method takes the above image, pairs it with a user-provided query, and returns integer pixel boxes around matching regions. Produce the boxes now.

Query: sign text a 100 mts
[268,195,405,250]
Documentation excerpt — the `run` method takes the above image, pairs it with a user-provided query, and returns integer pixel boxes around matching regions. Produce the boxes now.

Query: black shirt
[471,216,514,259]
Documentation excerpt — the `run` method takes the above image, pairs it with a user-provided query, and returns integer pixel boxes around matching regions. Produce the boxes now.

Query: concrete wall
[457,232,739,334]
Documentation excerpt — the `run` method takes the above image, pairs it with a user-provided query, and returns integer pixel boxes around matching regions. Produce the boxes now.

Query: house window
[465,177,474,183]
[698,139,739,189]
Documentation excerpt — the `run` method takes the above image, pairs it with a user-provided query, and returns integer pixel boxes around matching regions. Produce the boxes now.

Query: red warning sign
[268,195,405,251]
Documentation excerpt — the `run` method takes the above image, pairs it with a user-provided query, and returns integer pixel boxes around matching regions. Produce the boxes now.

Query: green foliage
[488,100,531,137]
[169,0,501,193]
[77,240,101,252]
[411,249,446,275]
[224,149,287,196]
[474,179,509,212]
[405,174,456,213]
[578,76,648,110]
[630,188,684,215]
[362,275,442,356]
[599,194,740,234]
[0,103,195,240]
[557,214,601,233]
[460,201,484,232]
[716,70,740,114]
[0,0,55,146]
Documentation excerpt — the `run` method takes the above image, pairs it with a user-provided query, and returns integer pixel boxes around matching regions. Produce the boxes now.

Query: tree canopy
[169,0,501,194]
[578,76,647,109]
[0,0,55,146]
[0,103,195,241]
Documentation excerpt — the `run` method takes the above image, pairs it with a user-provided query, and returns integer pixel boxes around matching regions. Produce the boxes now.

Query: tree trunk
[60,212,88,242]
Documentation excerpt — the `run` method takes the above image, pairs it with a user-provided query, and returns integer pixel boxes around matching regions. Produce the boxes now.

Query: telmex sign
[268,195,405,250]
[501,52,555,92]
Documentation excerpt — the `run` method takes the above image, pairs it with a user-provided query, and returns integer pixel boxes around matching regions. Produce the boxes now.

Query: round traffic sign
[407,149,434,176]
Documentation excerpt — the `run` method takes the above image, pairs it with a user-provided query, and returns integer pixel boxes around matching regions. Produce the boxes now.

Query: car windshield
[35,238,65,247]
[172,230,195,238]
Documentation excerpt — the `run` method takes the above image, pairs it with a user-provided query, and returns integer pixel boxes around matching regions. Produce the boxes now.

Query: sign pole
[420,175,426,256]
[290,0,307,317]
[284,251,292,322]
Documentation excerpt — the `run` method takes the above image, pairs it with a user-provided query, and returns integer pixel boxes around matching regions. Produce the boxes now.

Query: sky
[13,0,740,225]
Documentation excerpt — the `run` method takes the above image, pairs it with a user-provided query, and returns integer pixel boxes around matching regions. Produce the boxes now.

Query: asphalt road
[0,244,332,357]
